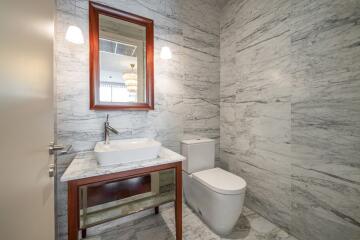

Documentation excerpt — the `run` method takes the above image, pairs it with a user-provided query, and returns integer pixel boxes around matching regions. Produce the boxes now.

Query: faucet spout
[107,125,119,135]
[104,114,120,144]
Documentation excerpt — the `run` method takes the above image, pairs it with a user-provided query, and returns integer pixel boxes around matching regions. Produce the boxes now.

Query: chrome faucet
[104,114,120,144]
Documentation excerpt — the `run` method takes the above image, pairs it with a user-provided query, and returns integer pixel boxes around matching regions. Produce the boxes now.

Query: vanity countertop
[60,147,185,182]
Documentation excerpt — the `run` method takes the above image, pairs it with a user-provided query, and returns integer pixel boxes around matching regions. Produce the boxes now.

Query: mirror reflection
[99,14,146,103]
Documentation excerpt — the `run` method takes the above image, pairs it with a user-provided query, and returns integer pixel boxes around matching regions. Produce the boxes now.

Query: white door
[0,1,55,240]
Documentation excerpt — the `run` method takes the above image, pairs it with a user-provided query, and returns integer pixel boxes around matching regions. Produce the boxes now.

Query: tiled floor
[87,203,298,240]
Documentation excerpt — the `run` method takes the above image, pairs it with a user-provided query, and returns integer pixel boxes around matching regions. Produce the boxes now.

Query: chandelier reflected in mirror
[122,64,137,93]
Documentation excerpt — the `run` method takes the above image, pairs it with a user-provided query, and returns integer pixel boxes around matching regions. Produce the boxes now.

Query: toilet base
[183,171,245,235]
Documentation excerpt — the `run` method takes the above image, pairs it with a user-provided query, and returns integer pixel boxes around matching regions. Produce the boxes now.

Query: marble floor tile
[87,204,298,240]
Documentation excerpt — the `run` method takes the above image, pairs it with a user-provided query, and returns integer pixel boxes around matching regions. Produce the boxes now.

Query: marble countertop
[61,147,185,182]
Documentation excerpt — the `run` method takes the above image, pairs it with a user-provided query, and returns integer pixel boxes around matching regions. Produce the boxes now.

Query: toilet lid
[192,168,246,195]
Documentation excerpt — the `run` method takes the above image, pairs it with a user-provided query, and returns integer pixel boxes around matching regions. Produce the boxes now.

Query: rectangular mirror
[89,2,154,110]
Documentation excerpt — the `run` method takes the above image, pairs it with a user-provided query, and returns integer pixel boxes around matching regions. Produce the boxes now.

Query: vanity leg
[154,206,159,215]
[81,229,87,238]
[175,163,182,239]
[68,181,79,240]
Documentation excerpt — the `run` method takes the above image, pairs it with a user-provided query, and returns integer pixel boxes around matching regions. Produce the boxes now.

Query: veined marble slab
[61,147,185,182]
[220,0,360,240]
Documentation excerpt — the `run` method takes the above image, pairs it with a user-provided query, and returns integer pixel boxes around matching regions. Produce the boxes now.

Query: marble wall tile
[181,0,221,161]
[220,0,360,240]
[289,0,360,239]
[55,0,220,239]
[220,0,292,232]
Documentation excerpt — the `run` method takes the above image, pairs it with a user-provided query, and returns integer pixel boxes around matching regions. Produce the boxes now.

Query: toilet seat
[192,168,246,195]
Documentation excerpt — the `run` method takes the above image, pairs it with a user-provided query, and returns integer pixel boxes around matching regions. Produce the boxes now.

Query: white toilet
[181,138,247,235]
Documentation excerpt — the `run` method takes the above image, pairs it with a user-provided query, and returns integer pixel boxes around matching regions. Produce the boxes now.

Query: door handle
[49,142,72,155]
[49,164,55,178]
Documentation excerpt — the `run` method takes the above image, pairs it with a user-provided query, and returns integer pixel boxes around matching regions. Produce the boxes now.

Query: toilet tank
[181,138,215,173]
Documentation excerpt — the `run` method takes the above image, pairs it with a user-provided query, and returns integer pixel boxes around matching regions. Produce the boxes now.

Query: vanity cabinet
[61,148,184,240]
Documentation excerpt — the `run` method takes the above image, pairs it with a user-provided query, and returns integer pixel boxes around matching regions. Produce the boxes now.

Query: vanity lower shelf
[80,190,175,228]
[79,169,175,229]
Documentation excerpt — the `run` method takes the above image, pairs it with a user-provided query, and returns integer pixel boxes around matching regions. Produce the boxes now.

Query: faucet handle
[106,114,109,122]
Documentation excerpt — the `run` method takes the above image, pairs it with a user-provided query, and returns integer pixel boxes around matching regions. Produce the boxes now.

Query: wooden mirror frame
[89,2,154,110]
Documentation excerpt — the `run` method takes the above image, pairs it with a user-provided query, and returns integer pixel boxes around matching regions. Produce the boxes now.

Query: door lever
[49,164,55,177]
[49,142,72,155]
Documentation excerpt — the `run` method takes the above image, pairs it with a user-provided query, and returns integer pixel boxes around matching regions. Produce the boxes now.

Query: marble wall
[54,0,220,239]
[220,1,360,240]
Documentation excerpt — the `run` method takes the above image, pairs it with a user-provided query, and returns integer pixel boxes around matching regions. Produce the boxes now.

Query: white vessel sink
[94,138,162,166]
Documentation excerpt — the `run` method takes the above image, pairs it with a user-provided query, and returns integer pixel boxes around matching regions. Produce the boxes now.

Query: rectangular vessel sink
[94,138,162,166]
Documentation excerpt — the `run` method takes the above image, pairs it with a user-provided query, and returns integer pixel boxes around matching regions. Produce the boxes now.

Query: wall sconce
[160,46,172,60]
[65,25,84,44]
[65,1,84,44]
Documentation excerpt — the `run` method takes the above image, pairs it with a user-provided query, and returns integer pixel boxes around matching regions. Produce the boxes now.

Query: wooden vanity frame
[67,161,182,240]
